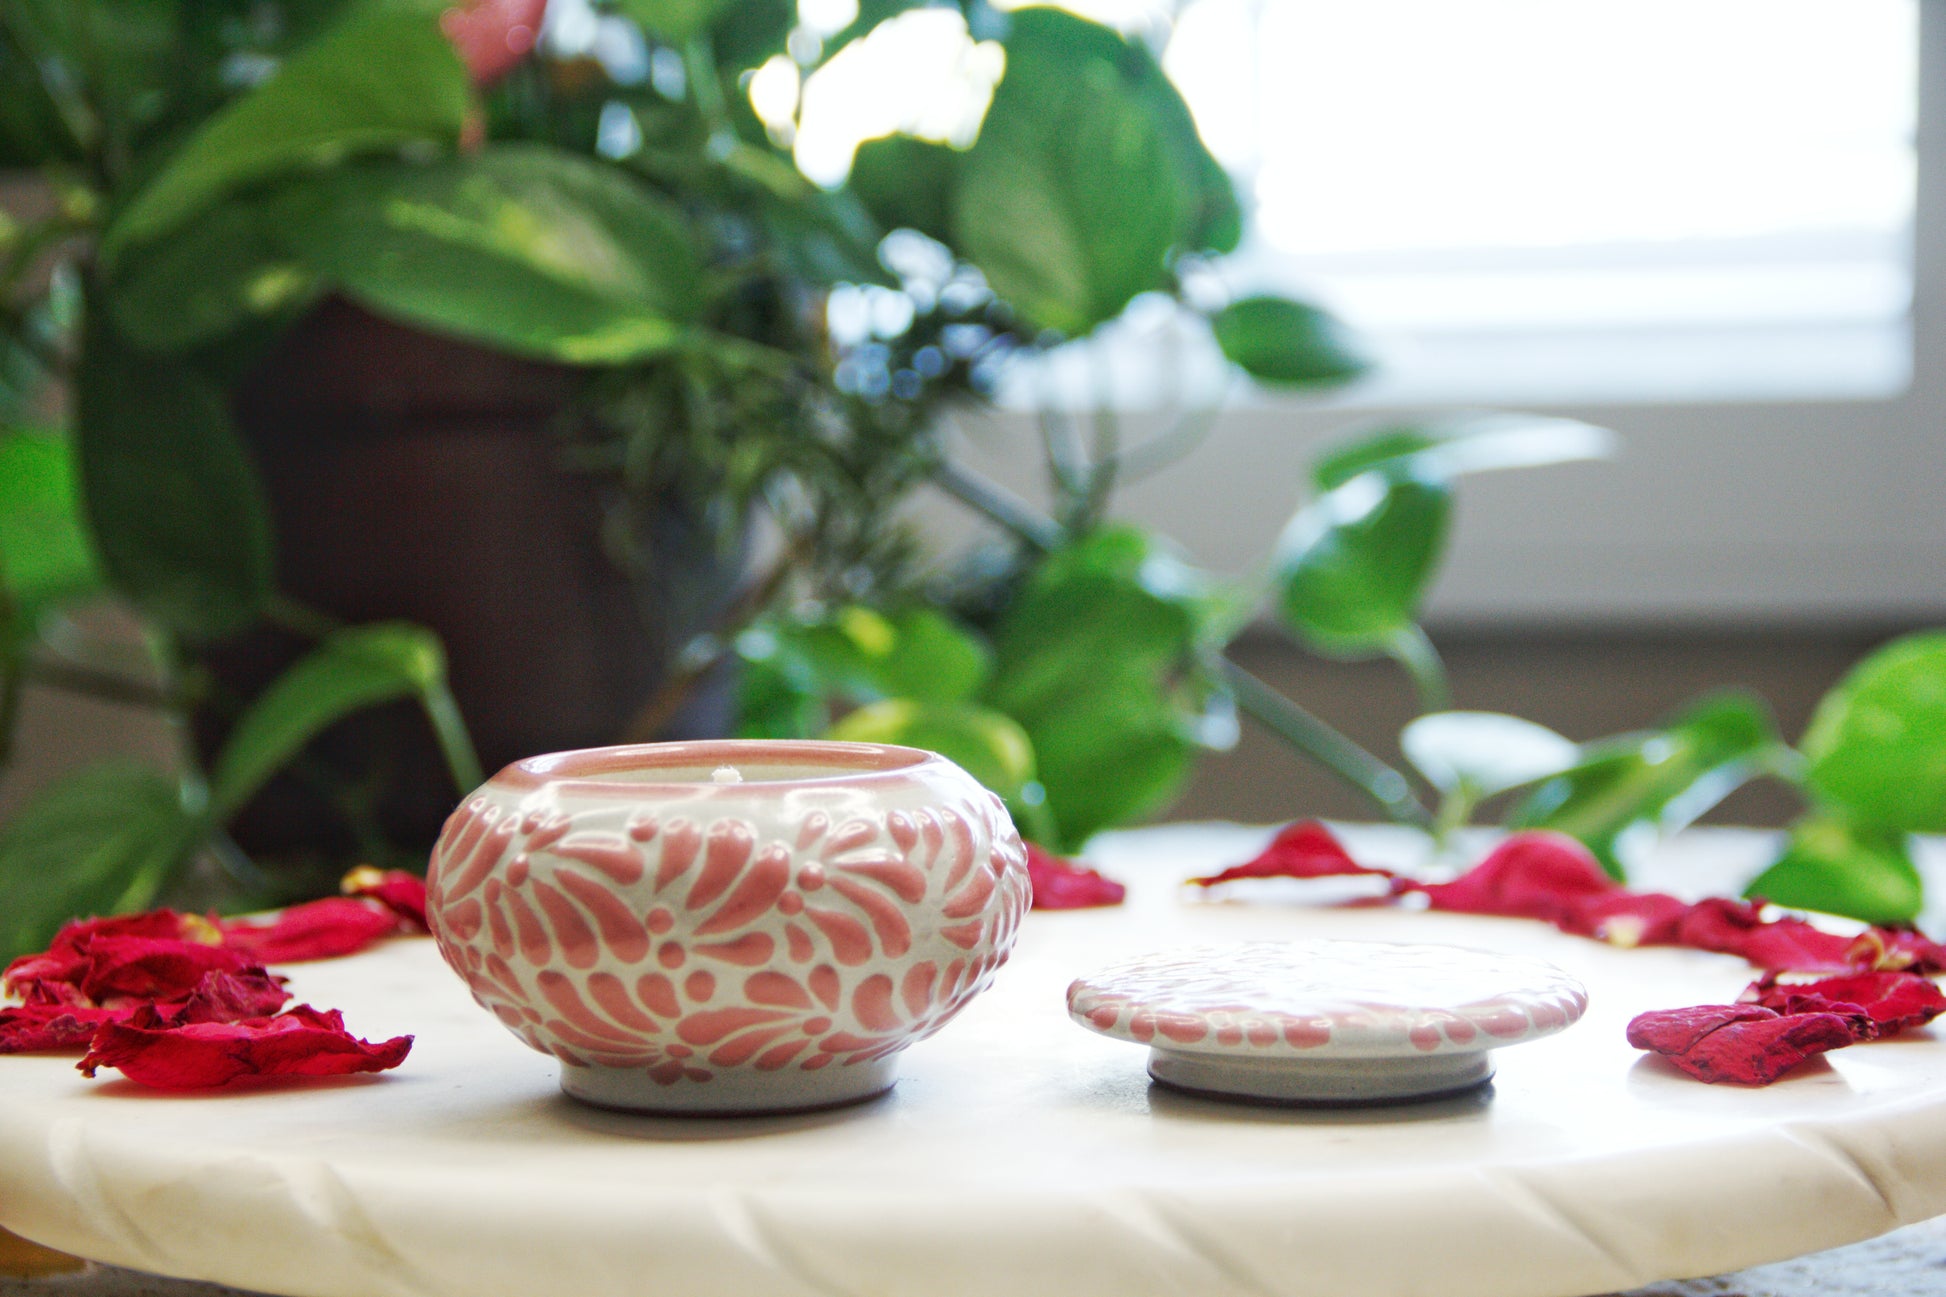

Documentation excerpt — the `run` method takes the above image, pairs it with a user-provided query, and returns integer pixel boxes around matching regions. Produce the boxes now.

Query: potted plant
[1,0,1941,960]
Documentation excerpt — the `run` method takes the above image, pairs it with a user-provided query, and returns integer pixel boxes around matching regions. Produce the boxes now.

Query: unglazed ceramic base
[1068,940,1587,1105]
[561,1057,899,1114]
[1147,1046,1494,1104]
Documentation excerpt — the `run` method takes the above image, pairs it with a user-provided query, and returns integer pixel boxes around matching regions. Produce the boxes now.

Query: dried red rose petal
[0,1004,127,1054]
[1673,898,1859,972]
[1746,971,1946,1035]
[5,910,221,1004]
[74,937,260,1005]
[0,970,289,1055]
[1027,844,1126,909]
[175,969,292,1024]
[1557,889,1692,947]
[79,1004,412,1090]
[220,898,405,963]
[341,867,430,932]
[1189,820,1392,887]
[1627,1003,1861,1084]
[1845,927,1946,975]
[1412,833,1618,926]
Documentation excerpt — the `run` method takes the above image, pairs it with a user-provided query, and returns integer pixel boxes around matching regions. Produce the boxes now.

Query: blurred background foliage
[0,0,1941,958]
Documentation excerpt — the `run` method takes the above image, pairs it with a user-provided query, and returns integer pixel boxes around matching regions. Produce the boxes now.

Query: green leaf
[703,0,795,69]
[735,605,990,718]
[1211,295,1369,390]
[849,135,959,246]
[1800,630,1946,834]
[209,622,461,820]
[964,5,1236,257]
[285,145,705,364]
[1513,691,1781,879]
[986,527,1229,849]
[1275,415,1615,658]
[1401,711,1578,799]
[954,9,1181,336]
[612,0,739,46]
[1312,415,1617,492]
[1275,467,1450,656]
[102,3,473,262]
[826,698,1035,801]
[0,426,101,631]
[0,762,203,961]
[75,320,273,640]
[1744,815,1922,927]
[108,195,318,352]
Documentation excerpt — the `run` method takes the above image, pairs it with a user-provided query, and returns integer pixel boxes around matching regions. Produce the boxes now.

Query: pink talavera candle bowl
[425,740,1032,1113]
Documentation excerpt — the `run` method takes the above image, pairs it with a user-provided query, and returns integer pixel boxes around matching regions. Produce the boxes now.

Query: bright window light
[1171,0,1920,403]
[793,11,1004,187]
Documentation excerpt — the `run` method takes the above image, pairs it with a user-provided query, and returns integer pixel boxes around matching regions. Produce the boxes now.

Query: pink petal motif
[79,1005,412,1089]
[1744,971,1946,1035]
[1026,844,1126,909]
[1189,820,1392,886]
[1626,1003,1861,1085]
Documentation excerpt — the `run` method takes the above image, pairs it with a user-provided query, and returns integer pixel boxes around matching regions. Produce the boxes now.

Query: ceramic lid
[1067,939,1588,1060]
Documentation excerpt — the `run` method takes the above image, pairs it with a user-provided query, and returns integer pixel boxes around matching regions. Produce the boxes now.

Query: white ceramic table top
[4,825,1946,1297]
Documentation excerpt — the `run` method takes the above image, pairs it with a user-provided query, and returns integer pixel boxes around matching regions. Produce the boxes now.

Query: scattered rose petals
[80,1005,411,1090]
[1189,820,1391,886]
[0,970,289,1055]
[1411,833,1616,926]
[342,867,430,931]
[1027,844,1126,909]
[175,970,293,1025]
[1670,898,1859,973]
[1745,971,1946,1035]
[5,910,222,1005]
[75,938,261,1004]
[1627,1003,1861,1084]
[1556,889,1692,947]
[2,870,423,1087]
[0,1004,127,1054]
[1844,927,1946,976]
[220,897,408,963]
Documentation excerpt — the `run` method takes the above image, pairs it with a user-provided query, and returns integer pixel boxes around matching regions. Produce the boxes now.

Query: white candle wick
[711,765,744,785]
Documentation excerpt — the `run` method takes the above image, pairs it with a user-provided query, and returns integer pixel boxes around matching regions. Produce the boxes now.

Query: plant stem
[420,682,484,794]
[0,651,22,767]
[931,459,1063,551]
[1077,388,1121,532]
[619,544,804,744]
[1222,658,1431,826]
[682,34,736,152]
[1388,624,1452,713]
[932,455,1431,828]
[1117,399,1225,483]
